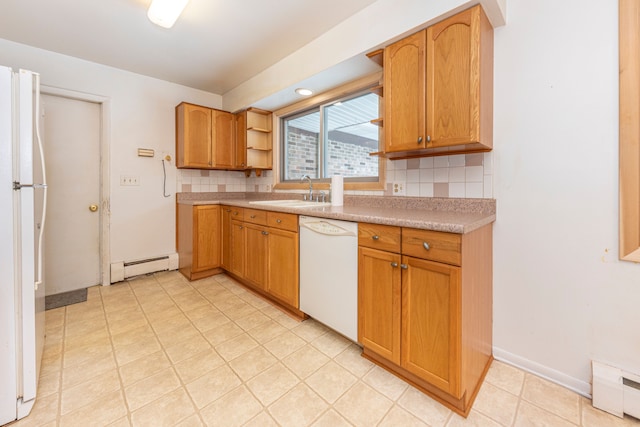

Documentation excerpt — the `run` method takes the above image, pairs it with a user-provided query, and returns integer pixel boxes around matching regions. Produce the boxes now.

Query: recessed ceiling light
[148,0,190,29]
[295,88,313,96]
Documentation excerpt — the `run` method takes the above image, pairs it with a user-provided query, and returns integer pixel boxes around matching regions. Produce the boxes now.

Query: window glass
[282,91,379,181]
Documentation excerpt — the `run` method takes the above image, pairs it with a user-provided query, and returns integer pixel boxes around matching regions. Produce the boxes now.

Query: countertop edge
[177,198,495,234]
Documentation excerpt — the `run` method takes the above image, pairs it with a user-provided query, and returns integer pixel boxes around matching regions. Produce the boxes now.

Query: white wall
[0,39,222,268]
[493,0,640,394]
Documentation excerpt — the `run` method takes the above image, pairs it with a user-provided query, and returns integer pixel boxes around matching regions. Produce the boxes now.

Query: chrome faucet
[301,175,313,201]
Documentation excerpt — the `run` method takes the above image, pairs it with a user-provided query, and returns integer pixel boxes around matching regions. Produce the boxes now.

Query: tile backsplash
[177,152,493,199]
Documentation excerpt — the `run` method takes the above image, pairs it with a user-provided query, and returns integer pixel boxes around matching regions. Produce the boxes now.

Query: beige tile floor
[9,271,640,427]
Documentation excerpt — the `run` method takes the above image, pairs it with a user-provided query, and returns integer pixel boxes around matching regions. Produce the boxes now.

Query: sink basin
[249,199,332,208]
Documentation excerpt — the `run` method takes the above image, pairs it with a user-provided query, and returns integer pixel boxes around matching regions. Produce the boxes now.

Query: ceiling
[0,0,378,95]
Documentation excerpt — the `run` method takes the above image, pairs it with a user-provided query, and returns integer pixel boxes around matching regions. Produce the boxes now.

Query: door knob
[89,204,99,212]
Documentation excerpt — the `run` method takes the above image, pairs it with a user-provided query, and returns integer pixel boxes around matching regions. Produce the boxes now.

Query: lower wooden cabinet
[221,206,243,270]
[244,223,268,290]
[358,246,401,364]
[358,222,492,417]
[177,204,221,280]
[189,204,300,314]
[229,219,246,279]
[266,227,299,308]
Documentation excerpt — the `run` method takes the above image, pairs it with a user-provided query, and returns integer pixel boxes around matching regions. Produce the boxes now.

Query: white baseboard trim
[493,346,592,398]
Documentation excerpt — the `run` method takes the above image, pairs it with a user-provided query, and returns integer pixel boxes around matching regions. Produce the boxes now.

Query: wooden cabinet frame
[619,0,640,261]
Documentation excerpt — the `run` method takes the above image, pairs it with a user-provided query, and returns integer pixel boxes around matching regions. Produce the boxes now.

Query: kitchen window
[280,90,381,184]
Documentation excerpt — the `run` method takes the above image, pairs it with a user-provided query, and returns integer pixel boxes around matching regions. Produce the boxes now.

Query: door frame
[41,86,111,286]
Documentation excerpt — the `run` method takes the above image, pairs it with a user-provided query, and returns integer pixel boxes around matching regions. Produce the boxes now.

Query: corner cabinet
[358,222,493,417]
[381,5,493,158]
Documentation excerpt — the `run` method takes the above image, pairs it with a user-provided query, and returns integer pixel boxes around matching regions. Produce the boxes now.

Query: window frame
[272,73,385,192]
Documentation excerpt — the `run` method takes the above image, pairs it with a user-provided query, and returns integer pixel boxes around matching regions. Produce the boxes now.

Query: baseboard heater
[110,253,179,283]
[592,360,640,419]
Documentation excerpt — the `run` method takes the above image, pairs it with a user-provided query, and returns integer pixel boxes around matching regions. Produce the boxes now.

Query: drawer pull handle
[400,264,408,270]
[250,215,256,219]
[276,219,282,223]
[262,230,269,235]
[423,242,430,250]
[391,262,398,268]
[233,212,239,215]
[225,209,231,212]
[372,235,380,240]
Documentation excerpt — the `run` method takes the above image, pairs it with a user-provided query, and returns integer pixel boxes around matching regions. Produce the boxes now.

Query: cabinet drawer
[402,228,461,266]
[244,208,267,225]
[267,212,298,232]
[223,206,244,220]
[359,223,401,252]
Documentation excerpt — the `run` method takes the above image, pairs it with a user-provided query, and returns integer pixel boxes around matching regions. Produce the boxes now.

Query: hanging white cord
[162,159,171,197]
[34,73,47,289]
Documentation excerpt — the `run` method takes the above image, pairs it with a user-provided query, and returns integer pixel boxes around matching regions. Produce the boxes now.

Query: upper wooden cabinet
[382,5,493,158]
[176,103,212,168]
[244,108,273,174]
[384,31,426,153]
[212,109,235,169]
[176,102,247,170]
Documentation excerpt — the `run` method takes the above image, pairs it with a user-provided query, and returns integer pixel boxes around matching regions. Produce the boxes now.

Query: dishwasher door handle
[299,221,356,237]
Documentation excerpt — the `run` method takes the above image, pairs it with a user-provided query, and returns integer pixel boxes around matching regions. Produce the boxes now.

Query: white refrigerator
[0,66,47,425]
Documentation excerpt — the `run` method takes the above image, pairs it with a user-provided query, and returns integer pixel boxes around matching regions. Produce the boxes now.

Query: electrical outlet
[120,175,140,186]
[393,182,405,196]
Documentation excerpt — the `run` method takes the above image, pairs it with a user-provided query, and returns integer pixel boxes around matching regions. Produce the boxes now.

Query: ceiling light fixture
[295,88,313,96]
[147,0,190,29]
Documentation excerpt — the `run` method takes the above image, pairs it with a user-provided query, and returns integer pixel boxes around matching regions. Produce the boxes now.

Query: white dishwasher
[299,216,358,342]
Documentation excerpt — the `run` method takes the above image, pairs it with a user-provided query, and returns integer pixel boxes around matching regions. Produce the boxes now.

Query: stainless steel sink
[248,200,331,208]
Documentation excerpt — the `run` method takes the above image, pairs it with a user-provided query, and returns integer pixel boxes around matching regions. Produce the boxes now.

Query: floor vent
[592,360,640,418]
[110,253,178,283]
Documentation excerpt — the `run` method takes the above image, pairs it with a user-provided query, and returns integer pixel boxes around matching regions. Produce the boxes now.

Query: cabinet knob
[276,219,282,223]
[262,230,269,235]
[417,136,423,144]
[372,235,380,240]
[233,212,239,215]
[250,215,256,219]
[225,209,231,213]
[426,135,431,143]
[400,264,408,269]
[239,225,243,229]
[423,242,430,250]
[391,262,398,268]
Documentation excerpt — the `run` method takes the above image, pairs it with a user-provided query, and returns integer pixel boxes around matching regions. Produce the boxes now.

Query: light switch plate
[120,175,140,186]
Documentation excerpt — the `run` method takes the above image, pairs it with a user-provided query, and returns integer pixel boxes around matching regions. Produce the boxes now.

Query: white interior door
[42,94,101,295]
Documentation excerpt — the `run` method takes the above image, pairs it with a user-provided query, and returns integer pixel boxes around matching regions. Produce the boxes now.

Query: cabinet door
[229,220,246,279]
[384,30,426,153]
[426,5,484,147]
[244,223,268,290]
[358,247,401,364]
[401,256,461,397]
[221,206,232,270]
[234,111,247,169]
[193,205,220,272]
[266,228,299,308]
[177,103,212,168]
[212,109,235,168]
